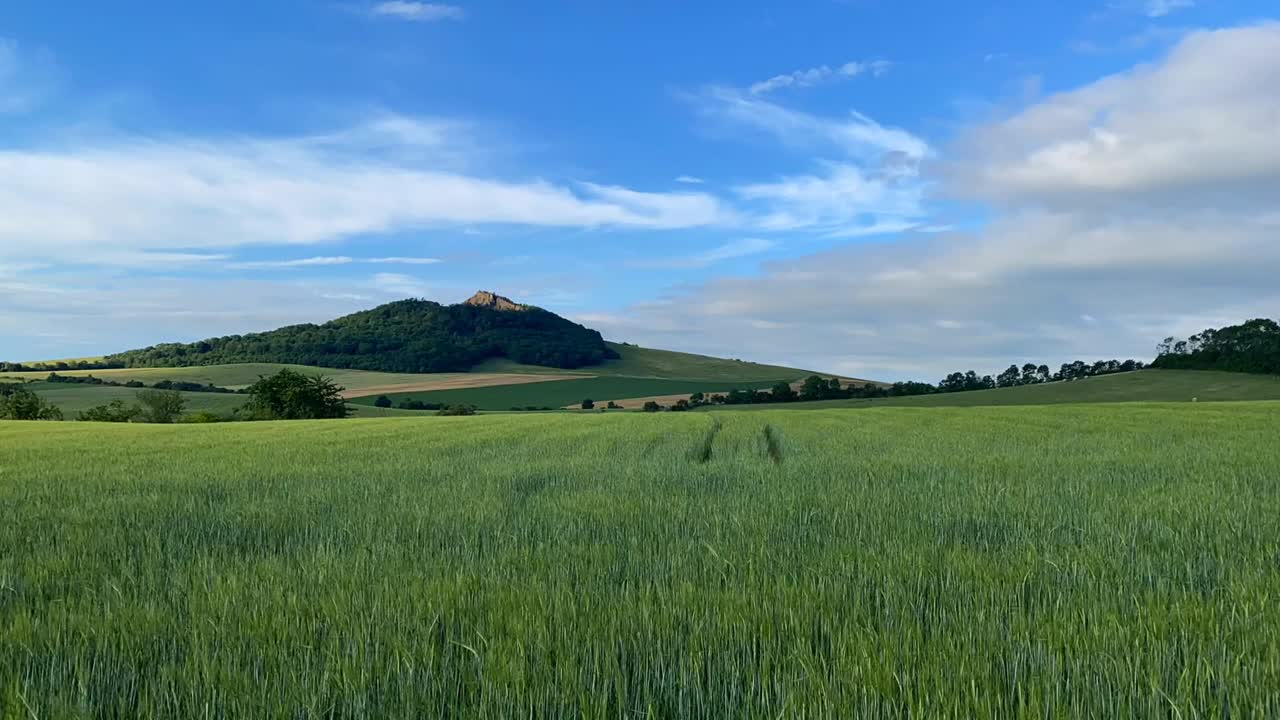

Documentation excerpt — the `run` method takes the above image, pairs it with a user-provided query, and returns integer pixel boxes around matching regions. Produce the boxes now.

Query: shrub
[374,395,393,408]
[436,405,477,417]
[581,398,595,410]
[77,400,142,423]
[671,399,691,412]
[642,401,662,413]
[606,401,622,410]
[0,386,63,421]
[136,390,186,424]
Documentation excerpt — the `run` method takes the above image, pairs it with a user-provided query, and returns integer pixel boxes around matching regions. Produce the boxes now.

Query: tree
[374,395,393,408]
[136,390,186,424]
[770,381,798,403]
[581,398,595,410]
[670,399,691,412]
[78,400,142,423]
[799,375,829,401]
[243,369,348,420]
[642,401,662,413]
[436,404,477,416]
[0,386,63,421]
[998,365,1022,388]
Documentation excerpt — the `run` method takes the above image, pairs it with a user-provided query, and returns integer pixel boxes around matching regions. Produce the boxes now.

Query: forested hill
[105,293,619,373]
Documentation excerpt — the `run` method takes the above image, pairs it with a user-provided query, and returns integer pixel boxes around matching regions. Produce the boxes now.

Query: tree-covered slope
[104,293,618,373]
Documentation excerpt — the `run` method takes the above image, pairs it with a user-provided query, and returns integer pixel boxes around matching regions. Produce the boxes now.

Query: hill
[705,369,1280,410]
[471,342,823,382]
[102,292,618,373]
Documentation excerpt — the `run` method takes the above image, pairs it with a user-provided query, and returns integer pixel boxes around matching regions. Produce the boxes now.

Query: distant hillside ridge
[105,292,619,373]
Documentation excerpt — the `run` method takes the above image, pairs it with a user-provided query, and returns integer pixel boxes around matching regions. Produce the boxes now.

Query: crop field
[349,377,782,410]
[2,403,1278,716]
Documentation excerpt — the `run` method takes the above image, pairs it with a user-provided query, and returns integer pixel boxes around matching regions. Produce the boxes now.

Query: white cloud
[1145,0,1194,18]
[628,238,776,269]
[370,2,464,22]
[702,87,929,161]
[601,24,1280,380]
[948,23,1280,204]
[0,115,733,267]
[372,272,431,296]
[749,60,890,95]
[228,256,354,269]
[226,255,442,270]
[367,256,442,265]
[675,175,706,184]
[736,162,924,232]
[698,89,930,235]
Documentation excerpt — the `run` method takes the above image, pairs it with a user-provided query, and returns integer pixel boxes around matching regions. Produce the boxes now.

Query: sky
[2,1,1278,380]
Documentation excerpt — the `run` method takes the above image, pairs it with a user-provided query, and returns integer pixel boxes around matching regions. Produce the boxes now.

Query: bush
[642,401,662,413]
[670,399,691,412]
[580,398,595,410]
[77,400,142,423]
[136,390,186,424]
[436,404,477,417]
[374,395,393,408]
[606,401,622,410]
[398,399,443,411]
[0,386,63,421]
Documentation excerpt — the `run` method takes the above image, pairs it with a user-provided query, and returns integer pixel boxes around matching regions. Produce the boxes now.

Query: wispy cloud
[0,115,734,268]
[370,2,464,22]
[227,256,442,270]
[749,60,890,95]
[698,89,930,235]
[372,272,431,296]
[675,175,706,184]
[1144,0,1193,18]
[628,238,776,269]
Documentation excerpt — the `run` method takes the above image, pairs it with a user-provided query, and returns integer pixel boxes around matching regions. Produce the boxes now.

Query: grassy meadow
[350,376,781,411]
[2,403,1279,717]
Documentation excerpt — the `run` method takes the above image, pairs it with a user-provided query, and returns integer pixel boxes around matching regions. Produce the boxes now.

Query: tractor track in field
[762,424,784,464]
[693,417,723,464]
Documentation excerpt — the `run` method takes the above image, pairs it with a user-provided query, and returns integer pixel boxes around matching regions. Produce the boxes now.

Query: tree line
[41,372,240,394]
[1153,318,1280,375]
[633,358,1146,410]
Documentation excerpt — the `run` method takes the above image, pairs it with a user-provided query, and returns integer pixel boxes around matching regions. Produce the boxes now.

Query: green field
[16,382,246,417]
[3,404,1279,716]
[472,342,813,381]
[0,363,484,392]
[350,376,781,410]
[710,369,1280,410]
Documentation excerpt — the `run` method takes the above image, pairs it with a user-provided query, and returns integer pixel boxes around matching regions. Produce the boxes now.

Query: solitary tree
[581,398,595,410]
[243,369,348,420]
[136,390,186,424]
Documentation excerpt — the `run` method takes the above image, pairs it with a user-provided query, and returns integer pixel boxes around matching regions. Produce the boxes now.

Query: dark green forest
[1153,318,1280,375]
[102,299,618,373]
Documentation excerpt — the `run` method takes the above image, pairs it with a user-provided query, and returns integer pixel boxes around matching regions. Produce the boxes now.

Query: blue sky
[2,1,1278,379]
